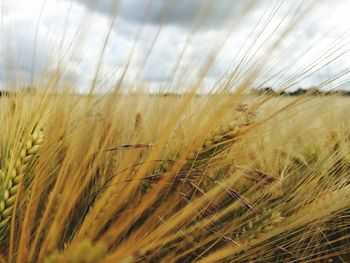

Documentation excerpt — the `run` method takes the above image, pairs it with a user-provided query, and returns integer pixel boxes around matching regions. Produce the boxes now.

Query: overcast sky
[1,0,350,92]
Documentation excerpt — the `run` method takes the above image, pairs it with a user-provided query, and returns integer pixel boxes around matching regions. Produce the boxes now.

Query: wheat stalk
[141,108,257,194]
[0,129,44,233]
[44,239,108,263]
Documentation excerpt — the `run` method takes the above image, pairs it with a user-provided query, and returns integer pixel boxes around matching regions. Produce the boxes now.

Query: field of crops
[0,0,350,262]
[0,92,348,262]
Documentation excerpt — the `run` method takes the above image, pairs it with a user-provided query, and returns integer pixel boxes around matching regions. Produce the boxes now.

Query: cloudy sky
[1,0,350,93]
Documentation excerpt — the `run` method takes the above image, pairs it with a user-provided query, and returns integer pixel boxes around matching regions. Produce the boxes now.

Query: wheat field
[0,92,349,262]
[0,0,350,262]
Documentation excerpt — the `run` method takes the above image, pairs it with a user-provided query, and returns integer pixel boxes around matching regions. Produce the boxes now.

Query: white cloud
[0,0,349,92]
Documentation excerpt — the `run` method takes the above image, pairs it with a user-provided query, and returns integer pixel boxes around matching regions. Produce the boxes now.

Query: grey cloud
[74,0,257,30]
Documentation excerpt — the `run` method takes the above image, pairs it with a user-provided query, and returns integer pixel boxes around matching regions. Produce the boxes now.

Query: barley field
[0,92,349,262]
[0,0,350,262]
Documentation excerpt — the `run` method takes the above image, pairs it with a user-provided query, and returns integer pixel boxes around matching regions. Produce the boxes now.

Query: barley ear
[44,240,108,263]
[0,130,44,233]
